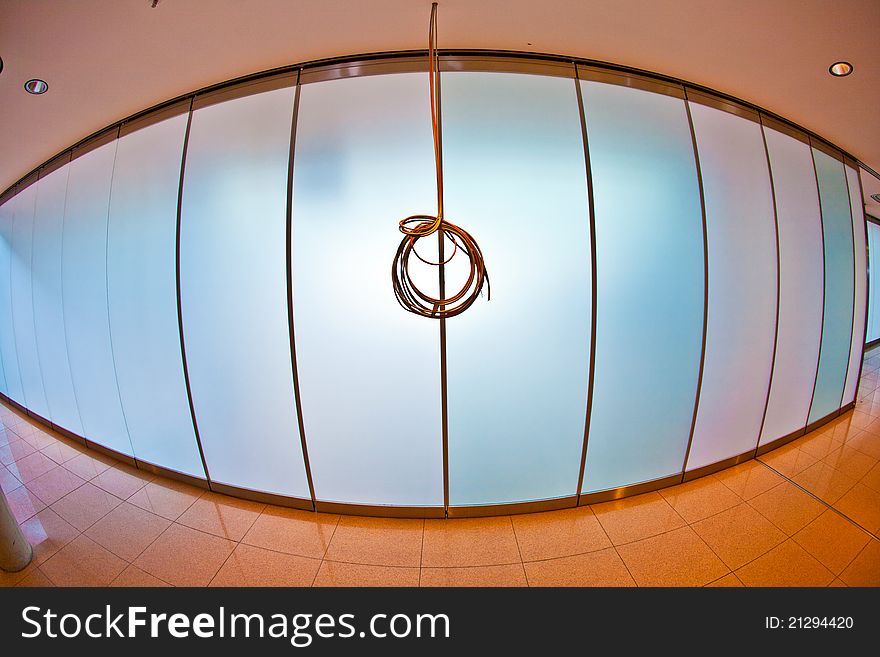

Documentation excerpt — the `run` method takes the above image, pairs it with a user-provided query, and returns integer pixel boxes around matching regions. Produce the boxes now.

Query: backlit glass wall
[580,80,704,493]
[868,219,880,344]
[0,58,867,513]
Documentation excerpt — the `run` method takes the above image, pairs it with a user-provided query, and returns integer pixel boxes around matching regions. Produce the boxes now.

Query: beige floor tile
[19,429,57,451]
[591,491,686,545]
[62,451,113,481]
[523,548,635,586]
[859,461,880,493]
[822,445,877,480]
[512,506,610,561]
[8,450,56,484]
[691,503,786,570]
[326,516,423,567]
[242,507,338,559]
[20,507,80,565]
[127,479,202,520]
[794,431,843,459]
[134,523,235,586]
[735,540,835,586]
[792,461,857,505]
[41,534,127,586]
[0,438,36,466]
[15,567,55,587]
[659,476,741,523]
[4,484,46,523]
[839,540,880,586]
[748,481,825,535]
[715,460,786,500]
[177,492,264,541]
[616,526,728,586]
[50,482,122,531]
[843,430,880,459]
[91,464,152,499]
[834,483,880,533]
[0,561,43,587]
[759,444,819,478]
[25,466,85,505]
[40,439,84,465]
[209,544,321,586]
[792,510,871,575]
[110,564,172,587]
[421,564,528,587]
[422,517,520,567]
[85,501,171,561]
[0,463,22,494]
[313,561,419,587]
[705,573,744,587]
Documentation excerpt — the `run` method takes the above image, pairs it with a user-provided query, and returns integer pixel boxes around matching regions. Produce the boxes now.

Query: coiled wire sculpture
[391,3,490,319]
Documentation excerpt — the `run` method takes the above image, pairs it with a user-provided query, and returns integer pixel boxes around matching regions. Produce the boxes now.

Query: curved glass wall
[0,54,868,515]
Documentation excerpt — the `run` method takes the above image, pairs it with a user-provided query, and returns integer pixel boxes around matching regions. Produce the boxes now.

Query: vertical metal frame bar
[754,114,783,454]
[6,187,27,406]
[28,168,53,426]
[436,58,450,514]
[805,137,828,428]
[284,70,317,509]
[174,97,213,489]
[572,63,598,502]
[679,87,710,477]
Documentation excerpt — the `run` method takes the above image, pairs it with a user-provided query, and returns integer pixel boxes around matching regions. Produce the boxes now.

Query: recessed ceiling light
[829,61,853,77]
[24,78,48,94]
[0,56,4,75]
[871,194,880,203]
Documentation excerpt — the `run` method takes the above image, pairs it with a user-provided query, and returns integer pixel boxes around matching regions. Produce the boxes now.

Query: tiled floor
[2,352,880,587]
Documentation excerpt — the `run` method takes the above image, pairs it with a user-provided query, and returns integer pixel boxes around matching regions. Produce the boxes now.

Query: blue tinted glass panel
[442,71,591,506]
[108,114,204,477]
[293,74,442,507]
[63,139,133,455]
[842,165,866,405]
[809,149,854,423]
[581,81,704,493]
[686,104,776,469]
[0,198,21,402]
[10,184,50,418]
[180,86,309,497]
[32,164,84,435]
[759,128,823,445]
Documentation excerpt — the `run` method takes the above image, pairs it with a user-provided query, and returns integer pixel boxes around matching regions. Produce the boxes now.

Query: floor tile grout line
[754,456,880,541]
[506,515,530,587]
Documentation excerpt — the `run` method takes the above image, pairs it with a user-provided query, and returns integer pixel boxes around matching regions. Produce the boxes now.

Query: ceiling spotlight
[871,194,880,203]
[0,56,4,75]
[829,61,853,77]
[24,78,48,94]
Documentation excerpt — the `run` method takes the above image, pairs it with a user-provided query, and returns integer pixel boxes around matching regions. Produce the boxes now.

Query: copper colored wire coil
[392,214,490,319]
[390,3,490,319]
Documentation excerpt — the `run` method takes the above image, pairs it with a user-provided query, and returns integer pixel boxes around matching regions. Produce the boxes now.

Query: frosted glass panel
[443,71,590,506]
[0,198,22,402]
[63,139,133,455]
[808,149,854,423]
[581,81,703,492]
[869,221,880,343]
[759,129,823,445]
[10,184,50,418]
[180,87,309,497]
[293,74,442,507]
[843,165,866,405]
[686,104,776,470]
[107,114,204,477]
[32,164,84,435]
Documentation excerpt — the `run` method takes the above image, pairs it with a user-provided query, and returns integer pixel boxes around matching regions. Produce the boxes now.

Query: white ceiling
[2,0,879,206]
